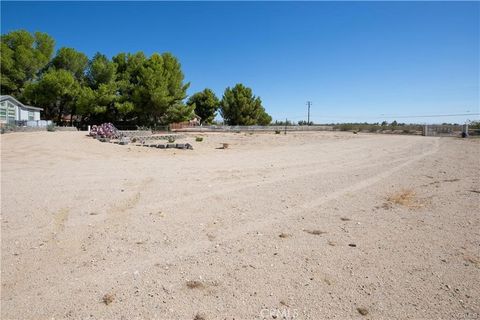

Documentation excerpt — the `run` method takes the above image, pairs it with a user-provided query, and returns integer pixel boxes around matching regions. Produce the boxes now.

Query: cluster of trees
[297,120,314,126]
[186,86,271,126]
[470,121,480,129]
[1,30,272,127]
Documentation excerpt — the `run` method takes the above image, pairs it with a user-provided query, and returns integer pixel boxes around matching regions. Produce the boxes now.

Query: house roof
[0,95,43,111]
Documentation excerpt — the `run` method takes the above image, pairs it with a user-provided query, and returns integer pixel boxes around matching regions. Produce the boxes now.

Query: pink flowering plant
[89,123,119,139]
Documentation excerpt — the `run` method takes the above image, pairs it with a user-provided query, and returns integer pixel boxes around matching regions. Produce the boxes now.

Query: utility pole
[306,101,312,125]
[284,118,288,135]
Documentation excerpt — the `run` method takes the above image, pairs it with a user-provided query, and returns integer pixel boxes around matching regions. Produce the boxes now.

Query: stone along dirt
[1,131,479,319]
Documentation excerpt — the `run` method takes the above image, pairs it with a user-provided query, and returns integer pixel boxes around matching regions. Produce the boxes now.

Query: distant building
[0,95,43,125]
[189,114,202,126]
[170,114,202,130]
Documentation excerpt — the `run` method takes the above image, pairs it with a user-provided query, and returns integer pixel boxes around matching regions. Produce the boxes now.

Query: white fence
[15,120,53,127]
[173,125,334,132]
[422,124,465,137]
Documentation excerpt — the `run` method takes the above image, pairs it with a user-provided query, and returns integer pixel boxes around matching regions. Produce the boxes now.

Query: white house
[0,95,43,125]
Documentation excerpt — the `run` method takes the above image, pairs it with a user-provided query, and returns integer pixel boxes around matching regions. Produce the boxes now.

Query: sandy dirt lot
[1,131,479,320]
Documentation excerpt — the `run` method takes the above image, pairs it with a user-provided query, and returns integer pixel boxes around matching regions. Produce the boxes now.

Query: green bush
[342,124,358,131]
[275,130,281,134]
[195,136,203,142]
[47,124,56,132]
[167,136,175,143]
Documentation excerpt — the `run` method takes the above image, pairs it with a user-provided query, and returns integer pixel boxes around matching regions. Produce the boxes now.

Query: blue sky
[1,1,479,124]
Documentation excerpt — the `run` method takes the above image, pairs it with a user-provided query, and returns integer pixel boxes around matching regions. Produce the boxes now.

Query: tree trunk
[58,104,64,124]
[70,105,76,127]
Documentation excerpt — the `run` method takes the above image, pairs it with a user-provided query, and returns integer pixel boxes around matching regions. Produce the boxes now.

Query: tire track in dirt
[4,136,439,299]
[79,138,441,282]
[137,138,439,213]
[106,177,154,221]
[3,136,442,316]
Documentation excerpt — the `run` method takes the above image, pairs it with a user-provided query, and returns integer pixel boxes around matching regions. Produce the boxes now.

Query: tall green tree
[132,52,191,125]
[257,108,273,125]
[76,86,97,119]
[220,84,271,125]
[1,30,55,95]
[112,52,147,119]
[87,53,116,89]
[23,69,80,122]
[49,48,88,125]
[187,88,219,124]
[83,53,129,122]
[50,47,89,82]
[113,52,146,89]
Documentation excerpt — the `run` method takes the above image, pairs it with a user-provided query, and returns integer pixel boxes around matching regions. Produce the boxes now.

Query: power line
[376,113,480,119]
[275,112,479,121]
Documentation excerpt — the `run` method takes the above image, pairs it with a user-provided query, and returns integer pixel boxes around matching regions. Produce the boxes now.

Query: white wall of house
[0,101,16,124]
[19,107,29,120]
[0,98,41,124]
[17,107,39,121]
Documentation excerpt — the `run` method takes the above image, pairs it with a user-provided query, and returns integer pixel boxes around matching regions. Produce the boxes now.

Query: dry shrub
[279,233,291,238]
[186,280,204,289]
[386,189,422,208]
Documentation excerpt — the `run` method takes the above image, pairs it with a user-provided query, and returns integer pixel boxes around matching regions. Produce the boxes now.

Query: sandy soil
[1,131,479,320]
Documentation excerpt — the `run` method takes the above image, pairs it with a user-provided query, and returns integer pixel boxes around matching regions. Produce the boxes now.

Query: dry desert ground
[1,131,479,320]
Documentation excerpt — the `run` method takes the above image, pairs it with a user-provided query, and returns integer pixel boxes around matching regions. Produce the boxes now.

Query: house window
[28,111,35,121]
[7,102,16,123]
[0,102,6,121]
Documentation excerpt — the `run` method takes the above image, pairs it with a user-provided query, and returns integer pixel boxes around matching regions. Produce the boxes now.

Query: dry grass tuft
[102,293,115,305]
[340,217,351,221]
[186,280,204,289]
[304,229,327,236]
[386,189,422,208]
[279,233,291,238]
